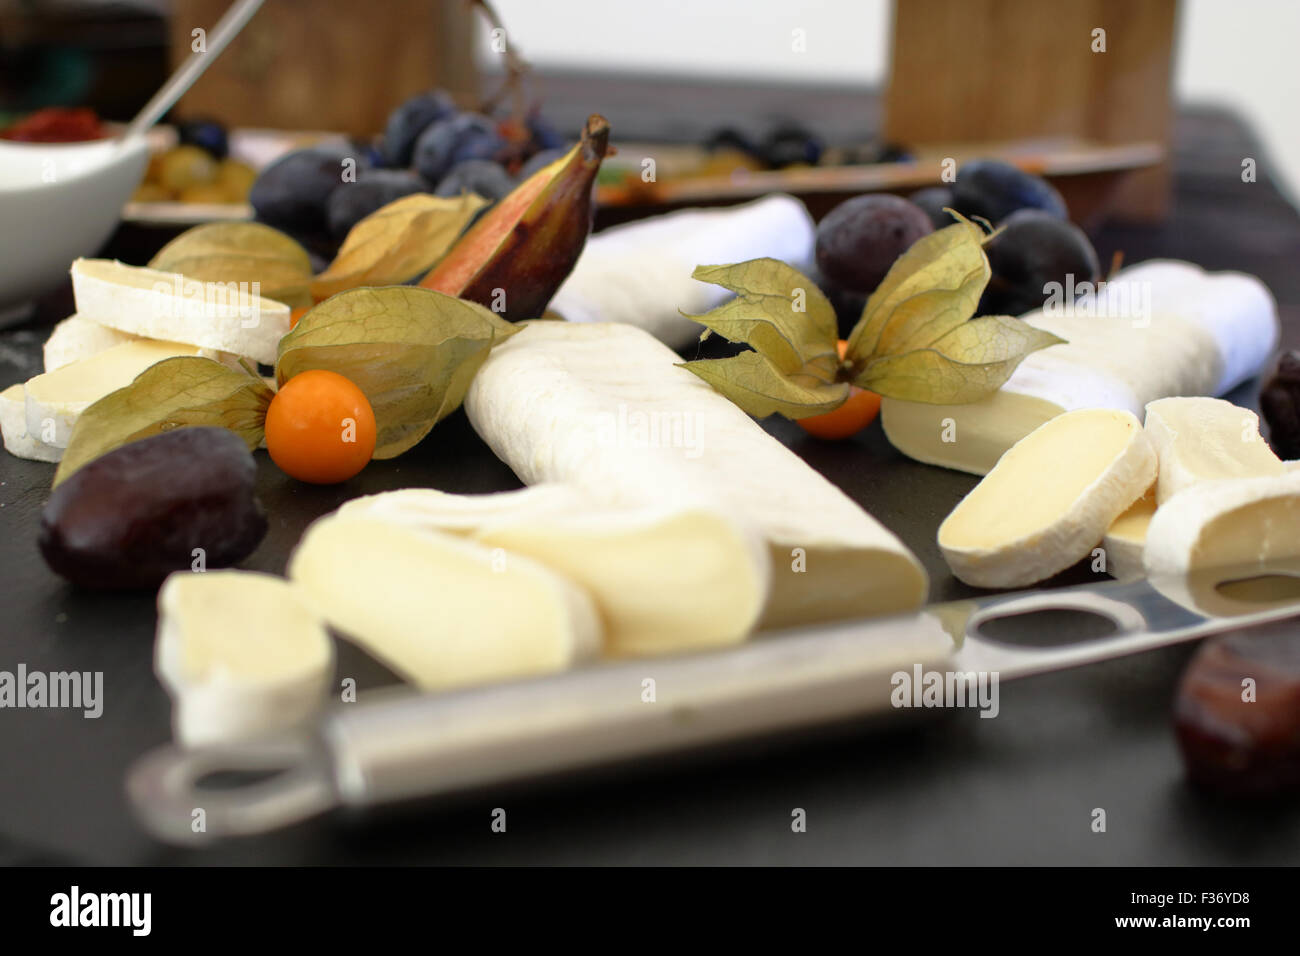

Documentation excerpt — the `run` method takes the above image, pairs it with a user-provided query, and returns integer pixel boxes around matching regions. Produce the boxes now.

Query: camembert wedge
[339,485,771,656]
[938,409,1157,588]
[155,571,333,747]
[288,513,602,689]
[1143,397,1283,504]
[1144,472,1300,577]
[23,338,203,447]
[71,258,291,365]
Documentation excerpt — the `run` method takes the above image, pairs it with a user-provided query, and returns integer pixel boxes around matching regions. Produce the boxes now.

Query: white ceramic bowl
[0,137,148,314]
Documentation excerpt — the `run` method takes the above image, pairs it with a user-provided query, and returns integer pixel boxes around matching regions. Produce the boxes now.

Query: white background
[480,0,1300,201]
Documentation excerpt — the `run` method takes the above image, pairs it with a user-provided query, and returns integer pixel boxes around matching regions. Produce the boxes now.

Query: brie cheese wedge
[1144,472,1300,577]
[938,409,1157,588]
[71,258,291,365]
[155,571,333,747]
[288,513,602,690]
[339,485,771,657]
[464,321,927,629]
[881,261,1278,475]
[1143,396,1283,504]
[1101,488,1156,582]
[23,338,203,447]
[0,384,61,461]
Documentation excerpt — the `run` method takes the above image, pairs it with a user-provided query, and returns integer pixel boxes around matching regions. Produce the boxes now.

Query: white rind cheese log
[881,261,1278,475]
[1143,397,1283,504]
[71,258,291,365]
[1144,472,1300,577]
[938,409,1156,588]
[289,514,602,689]
[155,571,333,747]
[464,321,928,629]
[548,195,816,349]
[339,485,771,657]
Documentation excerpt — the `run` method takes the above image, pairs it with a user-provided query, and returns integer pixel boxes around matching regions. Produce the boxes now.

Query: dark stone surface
[1,106,1299,864]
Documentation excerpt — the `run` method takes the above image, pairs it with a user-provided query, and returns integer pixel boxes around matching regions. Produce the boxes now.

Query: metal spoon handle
[123,0,266,142]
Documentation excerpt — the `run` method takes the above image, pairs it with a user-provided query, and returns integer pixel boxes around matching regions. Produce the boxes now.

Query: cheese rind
[1102,488,1156,582]
[1143,473,1300,577]
[938,409,1157,588]
[1,384,61,461]
[288,514,602,689]
[71,258,291,365]
[339,485,771,657]
[548,195,816,349]
[881,261,1278,476]
[463,321,928,629]
[24,338,202,447]
[155,571,333,747]
[42,314,135,371]
[1143,397,1283,504]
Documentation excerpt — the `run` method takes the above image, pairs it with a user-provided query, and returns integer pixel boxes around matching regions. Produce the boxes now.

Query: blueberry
[951,159,1067,224]
[815,194,934,295]
[978,209,1099,316]
[326,169,429,238]
[518,147,567,180]
[761,124,823,168]
[380,90,458,167]
[413,113,506,185]
[909,186,957,230]
[250,144,368,234]
[434,159,515,201]
[177,118,229,160]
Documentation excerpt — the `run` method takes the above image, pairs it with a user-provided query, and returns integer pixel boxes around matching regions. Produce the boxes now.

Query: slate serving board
[1,106,1298,865]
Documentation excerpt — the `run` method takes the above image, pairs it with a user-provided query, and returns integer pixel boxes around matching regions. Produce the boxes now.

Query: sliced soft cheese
[1101,488,1156,582]
[340,485,771,657]
[71,258,290,365]
[0,384,61,462]
[938,409,1156,588]
[881,261,1278,475]
[43,314,135,372]
[1143,397,1283,504]
[24,338,203,447]
[288,514,602,690]
[463,321,928,629]
[1144,472,1300,577]
[155,570,333,747]
[43,313,255,374]
[549,195,817,349]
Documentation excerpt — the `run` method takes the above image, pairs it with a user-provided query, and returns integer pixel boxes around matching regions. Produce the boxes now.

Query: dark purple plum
[815,194,934,294]
[527,113,564,152]
[518,147,567,180]
[326,168,429,238]
[250,144,367,234]
[413,113,507,185]
[380,90,458,167]
[908,186,957,230]
[978,209,1099,316]
[433,159,514,201]
[951,158,1067,224]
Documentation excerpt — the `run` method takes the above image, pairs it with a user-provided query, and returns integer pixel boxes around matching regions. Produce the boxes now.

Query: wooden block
[168,0,479,137]
[884,0,1177,221]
